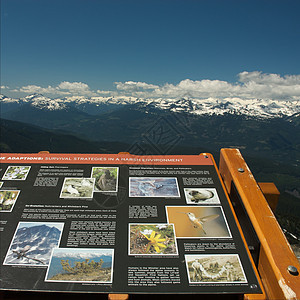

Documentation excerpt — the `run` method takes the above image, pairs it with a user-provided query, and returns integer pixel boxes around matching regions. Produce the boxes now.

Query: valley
[0,93,299,250]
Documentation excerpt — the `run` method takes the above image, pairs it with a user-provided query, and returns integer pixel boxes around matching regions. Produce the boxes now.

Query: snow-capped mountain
[1,93,299,119]
[4,224,63,265]
[23,94,67,110]
[53,252,113,259]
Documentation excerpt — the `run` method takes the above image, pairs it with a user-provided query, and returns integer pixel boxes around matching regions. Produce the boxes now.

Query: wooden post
[108,294,129,300]
[219,148,300,300]
[258,182,280,213]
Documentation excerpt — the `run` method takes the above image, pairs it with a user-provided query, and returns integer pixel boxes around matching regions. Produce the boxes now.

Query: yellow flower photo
[129,224,178,256]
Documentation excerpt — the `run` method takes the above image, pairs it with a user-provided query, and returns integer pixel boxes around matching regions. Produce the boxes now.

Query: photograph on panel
[0,190,20,212]
[2,166,31,180]
[45,248,114,283]
[91,167,119,192]
[185,254,247,283]
[60,177,95,198]
[3,222,64,266]
[129,177,180,197]
[129,223,178,256]
[184,188,220,204]
[166,206,231,238]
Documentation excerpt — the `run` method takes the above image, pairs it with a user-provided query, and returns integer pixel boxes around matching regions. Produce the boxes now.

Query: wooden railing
[219,148,300,300]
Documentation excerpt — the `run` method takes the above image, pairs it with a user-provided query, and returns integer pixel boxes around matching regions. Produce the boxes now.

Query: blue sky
[1,0,300,99]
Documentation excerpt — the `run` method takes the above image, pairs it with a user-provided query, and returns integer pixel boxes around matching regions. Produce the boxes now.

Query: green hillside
[0,116,299,248]
[0,118,128,154]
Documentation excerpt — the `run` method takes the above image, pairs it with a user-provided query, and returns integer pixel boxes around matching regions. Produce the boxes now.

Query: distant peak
[24,93,45,99]
[1,94,299,119]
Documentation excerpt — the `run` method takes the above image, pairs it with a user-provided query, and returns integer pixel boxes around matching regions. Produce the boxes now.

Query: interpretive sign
[0,153,262,295]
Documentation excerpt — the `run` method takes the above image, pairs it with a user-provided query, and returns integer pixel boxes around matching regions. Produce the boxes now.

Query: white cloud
[5,71,300,101]
[96,89,113,95]
[57,81,96,96]
[237,72,300,100]
[154,79,239,98]
[1,85,9,89]
[238,71,300,85]
[19,85,66,95]
[13,81,97,97]
[113,71,300,100]
[115,81,159,91]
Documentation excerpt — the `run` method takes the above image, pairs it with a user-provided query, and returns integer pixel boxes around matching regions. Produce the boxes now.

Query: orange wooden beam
[219,148,300,300]
[258,182,280,213]
[108,294,129,300]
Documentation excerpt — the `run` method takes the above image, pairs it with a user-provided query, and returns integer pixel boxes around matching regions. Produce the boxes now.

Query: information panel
[0,153,261,295]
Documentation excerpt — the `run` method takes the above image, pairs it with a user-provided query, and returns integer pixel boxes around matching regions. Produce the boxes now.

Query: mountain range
[0,93,299,246]
[1,93,300,118]
[1,94,299,164]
